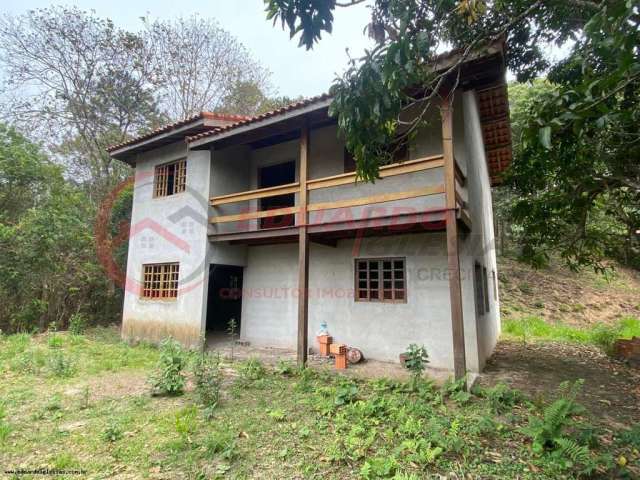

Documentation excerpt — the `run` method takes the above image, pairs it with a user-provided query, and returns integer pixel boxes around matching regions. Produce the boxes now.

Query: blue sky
[1,0,374,98]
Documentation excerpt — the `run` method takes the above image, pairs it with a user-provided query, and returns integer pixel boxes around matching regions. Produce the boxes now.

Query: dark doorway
[258,161,295,229]
[206,264,243,334]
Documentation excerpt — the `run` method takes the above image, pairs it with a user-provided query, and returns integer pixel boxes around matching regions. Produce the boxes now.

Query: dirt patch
[499,257,640,326]
[480,340,640,428]
[63,370,149,402]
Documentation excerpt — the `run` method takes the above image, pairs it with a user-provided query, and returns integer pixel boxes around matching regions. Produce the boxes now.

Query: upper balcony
[206,118,470,245]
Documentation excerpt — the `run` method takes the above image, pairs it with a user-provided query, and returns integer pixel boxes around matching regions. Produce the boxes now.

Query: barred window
[142,263,179,299]
[355,258,406,303]
[474,262,485,315]
[492,270,498,301]
[154,159,186,197]
[483,266,490,313]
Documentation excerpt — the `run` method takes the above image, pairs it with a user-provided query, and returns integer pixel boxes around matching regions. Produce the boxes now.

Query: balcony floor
[208,208,470,246]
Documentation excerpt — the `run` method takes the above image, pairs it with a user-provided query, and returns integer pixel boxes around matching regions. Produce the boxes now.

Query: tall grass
[503,316,640,353]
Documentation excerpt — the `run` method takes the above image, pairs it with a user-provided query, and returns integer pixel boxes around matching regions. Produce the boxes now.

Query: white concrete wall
[121,142,211,346]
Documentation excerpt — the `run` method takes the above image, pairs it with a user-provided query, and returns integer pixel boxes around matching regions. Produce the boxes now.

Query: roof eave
[187,97,333,149]
[109,117,220,164]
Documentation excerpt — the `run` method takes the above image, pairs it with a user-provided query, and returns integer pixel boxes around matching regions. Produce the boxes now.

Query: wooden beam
[211,185,444,224]
[297,121,310,366]
[441,97,467,382]
[211,182,300,205]
[307,185,444,212]
[209,206,298,224]
[454,159,466,187]
[307,155,444,191]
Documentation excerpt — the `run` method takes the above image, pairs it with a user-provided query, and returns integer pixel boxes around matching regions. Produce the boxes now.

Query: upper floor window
[142,263,179,299]
[355,258,406,303]
[154,159,186,197]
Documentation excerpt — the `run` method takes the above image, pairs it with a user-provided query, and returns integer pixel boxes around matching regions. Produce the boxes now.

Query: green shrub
[334,380,358,406]
[238,357,265,381]
[47,350,76,377]
[274,360,295,376]
[360,455,398,479]
[68,313,87,335]
[101,420,123,442]
[442,376,471,405]
[149,338,186,395]
[480,382,523,413]
[404,344,429,391]
[193,352,222,416]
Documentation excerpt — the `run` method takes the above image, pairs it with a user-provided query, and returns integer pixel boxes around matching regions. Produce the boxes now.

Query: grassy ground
[1,329,639,479]
[502,316,640,352]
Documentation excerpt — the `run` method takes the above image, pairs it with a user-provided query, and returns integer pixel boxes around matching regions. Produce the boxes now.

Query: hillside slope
[498,257,640,327]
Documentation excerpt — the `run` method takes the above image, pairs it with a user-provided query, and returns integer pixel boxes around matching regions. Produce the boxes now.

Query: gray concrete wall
[121,142,211,346]
[240,233,482,371]
[459,90,501,369]
[124,91,498,371]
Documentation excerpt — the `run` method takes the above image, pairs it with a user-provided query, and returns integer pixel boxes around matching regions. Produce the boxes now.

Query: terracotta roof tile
[185,93,332,143]
[106,112,251,152]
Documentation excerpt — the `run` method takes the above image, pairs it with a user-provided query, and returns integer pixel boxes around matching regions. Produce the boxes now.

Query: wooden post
[441,97,467,382]
[297,121,310,366]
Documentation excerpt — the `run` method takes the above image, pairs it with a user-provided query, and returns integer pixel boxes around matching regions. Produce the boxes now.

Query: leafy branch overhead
[266,0,639,270]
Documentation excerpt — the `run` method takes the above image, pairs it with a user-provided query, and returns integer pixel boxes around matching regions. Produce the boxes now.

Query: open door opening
[206,264,243,336]
[258,160,295,229]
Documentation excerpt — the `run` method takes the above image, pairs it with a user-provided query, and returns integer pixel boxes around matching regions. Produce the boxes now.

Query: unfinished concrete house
[107,42,511,377]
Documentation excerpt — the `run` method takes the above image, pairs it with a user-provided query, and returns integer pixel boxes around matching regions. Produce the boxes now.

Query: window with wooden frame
[355,258,406,303]
[474,262,485,315]
[154,159,186,197]
[141,263,180,299]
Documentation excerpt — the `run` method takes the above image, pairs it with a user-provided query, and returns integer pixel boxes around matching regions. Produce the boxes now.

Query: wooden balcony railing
[209,153,464,226]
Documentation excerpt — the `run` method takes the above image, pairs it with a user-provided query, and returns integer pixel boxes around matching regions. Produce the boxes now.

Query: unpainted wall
[240,232,482,371]
[121,142,211,347]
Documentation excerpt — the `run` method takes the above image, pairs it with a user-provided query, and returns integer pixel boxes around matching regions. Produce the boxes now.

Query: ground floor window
[142,263,180,299]
[474,262,491,315]
[355,258,406,303]
[474,262,485,315]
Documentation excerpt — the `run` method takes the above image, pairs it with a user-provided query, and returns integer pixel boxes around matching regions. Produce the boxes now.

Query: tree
[266,0,598,181]
[0,6,164,194]
[266,0,639,270]
[508,2,640,270]
[219,80,304,116]
[0,124,123,332]
[145,15,272,119]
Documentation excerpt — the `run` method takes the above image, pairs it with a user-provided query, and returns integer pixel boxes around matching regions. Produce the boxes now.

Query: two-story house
[107,41,511,378]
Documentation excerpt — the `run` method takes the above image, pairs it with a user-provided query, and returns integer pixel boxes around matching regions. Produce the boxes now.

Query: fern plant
[523,379,589,465]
